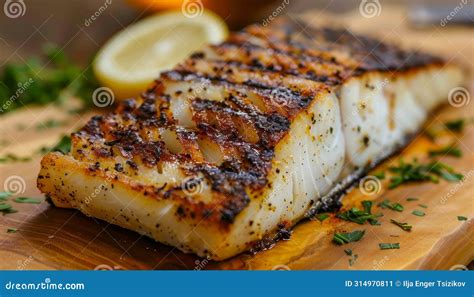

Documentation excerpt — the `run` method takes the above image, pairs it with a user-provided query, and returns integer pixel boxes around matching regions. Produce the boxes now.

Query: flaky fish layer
[38,18,463,260]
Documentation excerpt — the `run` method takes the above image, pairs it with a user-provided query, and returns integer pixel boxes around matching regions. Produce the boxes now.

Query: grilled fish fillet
[37,18,463,260]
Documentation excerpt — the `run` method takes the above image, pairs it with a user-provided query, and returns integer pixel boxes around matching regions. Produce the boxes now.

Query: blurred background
[1,0,473,65]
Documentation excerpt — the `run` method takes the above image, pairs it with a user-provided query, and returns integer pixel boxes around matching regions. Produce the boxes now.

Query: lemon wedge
[93,10,228,100]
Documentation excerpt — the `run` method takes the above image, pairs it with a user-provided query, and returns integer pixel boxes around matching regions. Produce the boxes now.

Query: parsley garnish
[457,216,467,221]
[0,203,18,215]
[13,197,41,204]
[444,119,465,133]
[428,144,462,158]
[0,44,98,115]
[315,213,329,223]
[388,159,463,188]
[7,227,18,233]
[406,197,419,202]
[343,249,358,266]
[378,199,404,212]
[0,192,12,201]
[39,135,72,155]
[418,204,428,209]
[0,154,31,164]
[379,243,400,250]
[390,219,412,232]
[333,230,365,245]
[373,172,385,180]
[412,210,425,217]
[336,206,382,225]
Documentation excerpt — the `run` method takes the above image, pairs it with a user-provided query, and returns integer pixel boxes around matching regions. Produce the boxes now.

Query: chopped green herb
[379,243,400,250]
[361,200,381,225]
[0,203,18,215]
[361,200,372,213]
[457,216,467,221]
[0,192,12,201]
[333,230,365,245]
[7,227,17,233]
[412,210,425,217]
[315,213,329,222]
[373,172,385,180]
[13,197,41,204]
[390,219,412,232]
[0,154,32,164]
[378,199,404,212]
[343,248,358,266]
[0,203,12,211]
[39,135,72,155]
[418,204,428,209]
[406,197,419,202]
[336,207,382,225]
[444,119,465,133]
[428,144,462,158]
[0,44,98,115]
[388,159,463,188]
[349,254,358,266]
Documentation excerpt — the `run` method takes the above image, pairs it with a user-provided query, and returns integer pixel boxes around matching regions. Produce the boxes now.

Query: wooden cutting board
[0,6,472,270]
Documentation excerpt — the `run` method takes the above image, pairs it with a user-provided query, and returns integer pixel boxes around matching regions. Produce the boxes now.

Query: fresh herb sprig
[388,159,463,188]
[378,199,404,212]
[444,119,465,133]
[428,143,462,158]
[333,230,365,245]
[379,243,400,250]
[0,44,98,115]
[412,210,426,217]
[390,219,412,232]
[336,206,382,225]
[315,213,329,223]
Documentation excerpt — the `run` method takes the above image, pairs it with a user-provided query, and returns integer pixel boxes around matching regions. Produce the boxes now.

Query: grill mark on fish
[54,17,449,227]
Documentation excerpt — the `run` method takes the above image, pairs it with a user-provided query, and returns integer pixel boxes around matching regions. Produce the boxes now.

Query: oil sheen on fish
[37,18,463,260]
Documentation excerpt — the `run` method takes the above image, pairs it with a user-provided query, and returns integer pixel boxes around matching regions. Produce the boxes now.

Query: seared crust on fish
[38,18,463,260]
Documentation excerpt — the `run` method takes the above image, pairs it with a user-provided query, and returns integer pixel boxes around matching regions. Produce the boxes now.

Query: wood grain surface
[0,6,472,270]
